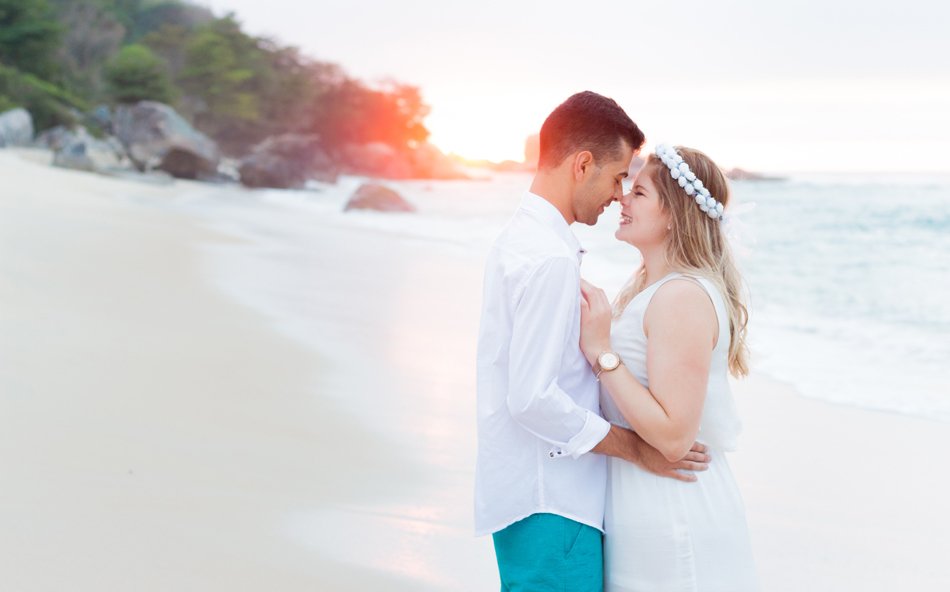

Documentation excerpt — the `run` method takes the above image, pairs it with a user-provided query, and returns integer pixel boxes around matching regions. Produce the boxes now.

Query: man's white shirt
[474,191,611,536]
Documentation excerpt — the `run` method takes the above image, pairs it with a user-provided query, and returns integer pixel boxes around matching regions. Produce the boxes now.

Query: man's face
[572,142,635,226]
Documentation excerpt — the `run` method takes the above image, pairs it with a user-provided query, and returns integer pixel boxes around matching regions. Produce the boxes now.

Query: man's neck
[529,171,574,225]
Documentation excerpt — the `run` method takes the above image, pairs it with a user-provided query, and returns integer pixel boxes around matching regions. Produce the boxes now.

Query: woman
[579,144,758,591]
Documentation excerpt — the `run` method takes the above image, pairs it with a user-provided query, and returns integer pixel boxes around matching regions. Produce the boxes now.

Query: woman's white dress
[602,272,758,592]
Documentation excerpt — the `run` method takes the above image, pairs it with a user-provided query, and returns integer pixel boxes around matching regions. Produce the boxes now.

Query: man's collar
[520,191,586,258]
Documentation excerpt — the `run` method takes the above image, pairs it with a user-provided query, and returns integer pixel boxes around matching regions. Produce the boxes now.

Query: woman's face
[615,165,672,249]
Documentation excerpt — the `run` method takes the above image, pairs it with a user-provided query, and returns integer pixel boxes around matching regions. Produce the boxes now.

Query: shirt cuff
[548,411,612,460]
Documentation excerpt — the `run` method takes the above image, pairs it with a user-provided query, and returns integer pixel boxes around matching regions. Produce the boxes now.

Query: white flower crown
[654,144,724,221]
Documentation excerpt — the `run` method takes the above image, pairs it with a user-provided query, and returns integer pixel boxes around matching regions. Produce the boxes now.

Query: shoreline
[3,149,949,590]
[187,173,950,590]
[0,150,429,590]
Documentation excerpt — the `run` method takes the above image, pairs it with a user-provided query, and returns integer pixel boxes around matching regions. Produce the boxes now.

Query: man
[474,91,711,591]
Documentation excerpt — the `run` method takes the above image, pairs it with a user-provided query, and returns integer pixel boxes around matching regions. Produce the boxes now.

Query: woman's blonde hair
[613,146,750,377]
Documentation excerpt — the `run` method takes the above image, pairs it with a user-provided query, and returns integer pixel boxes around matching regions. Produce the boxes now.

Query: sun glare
[428,128,526,164]
[426,108,531,164]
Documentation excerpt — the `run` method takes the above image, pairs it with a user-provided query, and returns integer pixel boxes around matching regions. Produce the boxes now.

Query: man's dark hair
[537,91,645,169]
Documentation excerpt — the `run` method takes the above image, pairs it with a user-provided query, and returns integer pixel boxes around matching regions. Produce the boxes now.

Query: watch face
[600,352,620,370]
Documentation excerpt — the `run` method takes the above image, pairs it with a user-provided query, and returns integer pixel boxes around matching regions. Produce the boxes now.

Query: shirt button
[549,452,555,458]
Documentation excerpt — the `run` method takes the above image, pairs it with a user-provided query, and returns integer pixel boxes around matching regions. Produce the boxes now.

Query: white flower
[653,143,724,223]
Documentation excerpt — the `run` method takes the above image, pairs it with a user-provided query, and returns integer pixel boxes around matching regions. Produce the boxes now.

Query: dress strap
[637,272,684,301]
[642,272,728,352]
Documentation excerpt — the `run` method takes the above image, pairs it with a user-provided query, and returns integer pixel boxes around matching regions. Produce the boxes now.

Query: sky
[205,0,950,173]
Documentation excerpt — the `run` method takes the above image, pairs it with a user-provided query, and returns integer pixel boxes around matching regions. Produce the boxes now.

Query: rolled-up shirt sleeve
[506,256,611,459]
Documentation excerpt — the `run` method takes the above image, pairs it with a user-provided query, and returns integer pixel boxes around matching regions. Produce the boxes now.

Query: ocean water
[726,174,950,419]
[180,170,950,422]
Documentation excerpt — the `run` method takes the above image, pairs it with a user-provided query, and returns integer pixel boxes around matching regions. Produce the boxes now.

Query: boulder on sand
[0,108,34,147]
[52,127,127,173]
[344,183,415,213]
[113,101,219,180]
[336,141,468,180]
[238,134,337,189]
[337,142,413,179]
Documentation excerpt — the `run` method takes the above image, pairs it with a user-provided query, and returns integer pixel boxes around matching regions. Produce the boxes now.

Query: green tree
[55,0,126,99]
[0,63,87,129]
[312,78,430,152]
[0,94,18,112]
[0,0,63,80]
[251,41,319,137]
[105,43,173,103]
[177,14,267,151]
[51,0,144,37]
[128,1,213,42]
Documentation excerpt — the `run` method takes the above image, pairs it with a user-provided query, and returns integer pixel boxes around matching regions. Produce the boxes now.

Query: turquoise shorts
[491,513,603,592]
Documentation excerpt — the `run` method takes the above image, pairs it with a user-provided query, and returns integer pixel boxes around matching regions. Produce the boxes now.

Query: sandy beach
[2,148,948,590]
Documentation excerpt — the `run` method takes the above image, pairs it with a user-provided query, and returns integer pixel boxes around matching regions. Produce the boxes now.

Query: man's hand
[636,438,710,482]
[593,424,709,482]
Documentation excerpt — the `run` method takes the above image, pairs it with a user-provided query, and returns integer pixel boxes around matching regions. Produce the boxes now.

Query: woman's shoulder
[652,276,714,308]
[647,274,719,326]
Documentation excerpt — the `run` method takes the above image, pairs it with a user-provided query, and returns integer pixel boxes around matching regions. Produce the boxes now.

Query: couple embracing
[474,91,758,591]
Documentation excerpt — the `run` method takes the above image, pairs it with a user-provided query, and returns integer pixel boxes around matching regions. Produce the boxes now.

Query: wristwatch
[594,351,622,380]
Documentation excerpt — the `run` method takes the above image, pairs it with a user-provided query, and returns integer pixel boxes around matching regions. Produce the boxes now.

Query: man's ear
[573,150,594,180]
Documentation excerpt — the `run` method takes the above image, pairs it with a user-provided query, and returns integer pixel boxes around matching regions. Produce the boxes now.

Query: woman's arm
[580,278,718,462]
